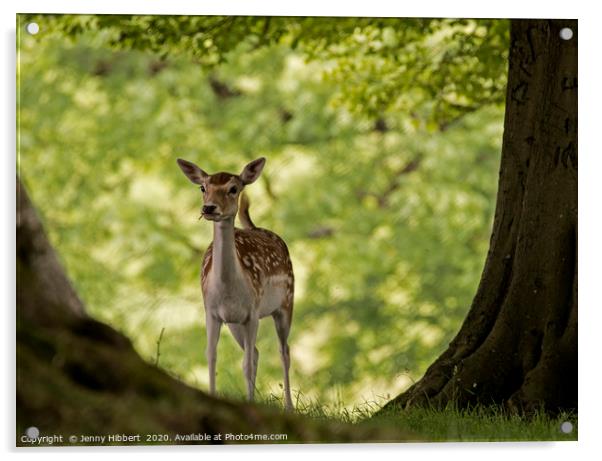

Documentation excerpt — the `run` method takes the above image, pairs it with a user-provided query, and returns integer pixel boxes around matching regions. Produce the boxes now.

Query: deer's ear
[177,158,208,185]
[240,157,266,185]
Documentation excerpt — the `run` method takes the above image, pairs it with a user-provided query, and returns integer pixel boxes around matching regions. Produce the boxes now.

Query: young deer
[177,157,294,410]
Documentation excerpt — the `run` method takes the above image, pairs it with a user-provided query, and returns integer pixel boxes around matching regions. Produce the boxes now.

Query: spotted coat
[202,227,294,318]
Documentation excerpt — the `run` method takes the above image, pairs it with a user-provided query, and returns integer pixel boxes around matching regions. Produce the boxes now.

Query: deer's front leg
[205,312,222,395]
[242,316,259,402]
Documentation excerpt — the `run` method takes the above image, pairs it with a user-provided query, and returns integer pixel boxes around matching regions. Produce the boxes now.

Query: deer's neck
[212,218,240,282]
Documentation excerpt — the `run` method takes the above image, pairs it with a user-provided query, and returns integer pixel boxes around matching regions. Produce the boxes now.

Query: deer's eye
[200,185,206,193]
[228,186,238,195]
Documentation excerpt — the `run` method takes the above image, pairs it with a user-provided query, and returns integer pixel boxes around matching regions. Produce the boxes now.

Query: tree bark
[16,178,413,445]
[381,19,577,415]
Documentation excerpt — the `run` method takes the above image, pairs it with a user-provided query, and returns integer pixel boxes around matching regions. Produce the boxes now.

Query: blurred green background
[17,16,508,408]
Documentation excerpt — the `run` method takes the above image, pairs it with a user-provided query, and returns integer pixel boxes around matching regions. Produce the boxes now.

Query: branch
[208,75,242,99]
[356,155,423,208]
[306,226,335,239]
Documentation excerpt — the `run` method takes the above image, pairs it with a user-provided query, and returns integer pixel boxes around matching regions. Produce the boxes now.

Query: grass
[373,404,578,442]
[161,365,578,443]
[259,391,578,442]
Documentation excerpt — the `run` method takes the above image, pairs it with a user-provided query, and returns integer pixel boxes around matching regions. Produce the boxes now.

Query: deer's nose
[202,205,217,214]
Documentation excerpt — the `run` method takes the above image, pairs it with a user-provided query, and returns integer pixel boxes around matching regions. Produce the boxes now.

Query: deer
[177,157,294,410]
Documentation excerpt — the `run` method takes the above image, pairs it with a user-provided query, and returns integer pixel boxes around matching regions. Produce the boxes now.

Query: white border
[3,1,600,460]
[7,0,583,18]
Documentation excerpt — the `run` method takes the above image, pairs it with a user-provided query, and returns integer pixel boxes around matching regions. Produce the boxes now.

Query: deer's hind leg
[272,306,293,410]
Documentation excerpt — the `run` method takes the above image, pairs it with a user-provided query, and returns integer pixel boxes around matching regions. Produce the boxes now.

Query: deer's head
[177,157,265,221]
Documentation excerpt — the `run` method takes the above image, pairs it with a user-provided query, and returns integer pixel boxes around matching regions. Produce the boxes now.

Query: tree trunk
[381,19,577,415]
[16,178,413,445]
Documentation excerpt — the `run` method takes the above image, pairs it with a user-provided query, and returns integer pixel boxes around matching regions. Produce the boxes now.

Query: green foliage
[18,15,506,406]
[24,15,509,122]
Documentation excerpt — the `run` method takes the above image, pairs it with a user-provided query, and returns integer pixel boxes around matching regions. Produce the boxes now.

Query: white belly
[203,271,290,322]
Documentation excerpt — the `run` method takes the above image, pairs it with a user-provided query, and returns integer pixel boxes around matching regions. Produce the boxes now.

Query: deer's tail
[238,193,256,229]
